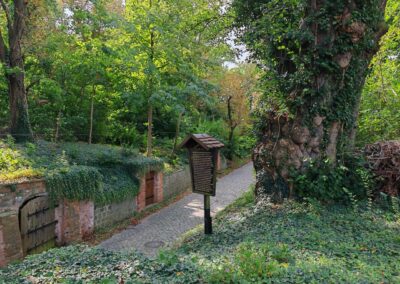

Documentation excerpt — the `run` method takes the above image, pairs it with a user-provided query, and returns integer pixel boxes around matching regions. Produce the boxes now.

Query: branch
[13,0,26,42]
[0,0,12,34]
[26,78,41,96]
[0,28,8,64]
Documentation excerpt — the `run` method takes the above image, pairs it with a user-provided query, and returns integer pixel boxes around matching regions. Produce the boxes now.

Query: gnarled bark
[253,0,388,203]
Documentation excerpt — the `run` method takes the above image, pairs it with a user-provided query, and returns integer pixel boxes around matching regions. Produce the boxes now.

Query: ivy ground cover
[1,191,399,283]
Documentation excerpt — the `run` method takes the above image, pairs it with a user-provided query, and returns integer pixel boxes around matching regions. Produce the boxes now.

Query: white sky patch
[224,31,250,69]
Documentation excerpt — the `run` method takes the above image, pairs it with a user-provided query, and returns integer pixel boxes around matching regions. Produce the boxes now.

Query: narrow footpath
[100,162,255,257]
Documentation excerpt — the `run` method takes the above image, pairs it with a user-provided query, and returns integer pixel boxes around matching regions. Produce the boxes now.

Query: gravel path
[99,162,255,257]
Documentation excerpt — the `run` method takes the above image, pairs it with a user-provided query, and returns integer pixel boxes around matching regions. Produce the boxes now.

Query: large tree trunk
[0,0,33,142]
[253,0,388,202]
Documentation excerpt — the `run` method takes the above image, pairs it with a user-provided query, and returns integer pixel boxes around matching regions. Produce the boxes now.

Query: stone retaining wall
[94,199,136,230]
[163,166,191,199]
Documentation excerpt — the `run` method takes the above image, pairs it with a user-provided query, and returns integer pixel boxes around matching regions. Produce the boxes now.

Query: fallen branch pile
[364,141,400,197]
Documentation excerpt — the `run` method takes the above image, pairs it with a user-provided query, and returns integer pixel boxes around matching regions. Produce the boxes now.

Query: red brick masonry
[0,171,164,267]
[136,172,164,212]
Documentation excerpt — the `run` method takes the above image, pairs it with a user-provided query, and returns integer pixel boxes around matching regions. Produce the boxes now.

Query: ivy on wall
[1,138,164,205]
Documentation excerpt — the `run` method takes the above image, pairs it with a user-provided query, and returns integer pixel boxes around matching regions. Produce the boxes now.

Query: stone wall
[94,199,136,230]
[163,165,191,199]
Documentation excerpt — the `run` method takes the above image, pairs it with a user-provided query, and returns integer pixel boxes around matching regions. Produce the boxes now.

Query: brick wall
[94,199,136,230]
[0,211,23,267]
[0,180,46,267]
[0,178,95,266]
[56,200,94,245]
[136,172,163,212]
[0,180,46,212]
[0,169,170,266]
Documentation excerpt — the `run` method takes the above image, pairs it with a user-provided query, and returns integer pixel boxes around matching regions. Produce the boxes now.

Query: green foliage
[2,194,399,283]
[46,166,103,205]
[231,128,257,159]
[208,242,289,282]
[192,119,255,159]
[291,156,375,202]
[357,0,400,145]
[0,139,31,173]
[0,137,43,182]
[176,199,400,283]
[0,140,163,205]
[0,0,238,149]
[233,0,388,153]
[0,245,200,284]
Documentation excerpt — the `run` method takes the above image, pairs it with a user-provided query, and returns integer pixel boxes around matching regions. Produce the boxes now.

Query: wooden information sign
[180,134,224,234]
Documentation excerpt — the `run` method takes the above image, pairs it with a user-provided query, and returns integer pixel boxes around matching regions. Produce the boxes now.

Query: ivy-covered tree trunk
[0,0,33,142]
[234,0,388,202]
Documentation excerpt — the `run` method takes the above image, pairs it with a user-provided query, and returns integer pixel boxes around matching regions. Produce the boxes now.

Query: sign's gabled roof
[179,134,224,150]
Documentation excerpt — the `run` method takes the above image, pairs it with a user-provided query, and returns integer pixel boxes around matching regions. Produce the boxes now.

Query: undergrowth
[0,137,163,205]
[1,188,399,283]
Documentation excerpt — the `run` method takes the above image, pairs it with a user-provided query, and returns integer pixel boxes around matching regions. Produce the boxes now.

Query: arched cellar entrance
[19,194,57,256]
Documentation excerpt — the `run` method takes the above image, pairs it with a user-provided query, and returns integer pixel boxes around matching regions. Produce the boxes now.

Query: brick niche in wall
[136,171,163,212]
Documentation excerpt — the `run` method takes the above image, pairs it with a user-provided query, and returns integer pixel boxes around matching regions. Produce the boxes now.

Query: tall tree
[357,0,400,145]
[0,0,33,141]
[214,67,256,159]
[234,0,388,202]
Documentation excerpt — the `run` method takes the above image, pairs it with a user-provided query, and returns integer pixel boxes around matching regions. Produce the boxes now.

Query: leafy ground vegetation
[0,137,163,205]
[1,190,399,283]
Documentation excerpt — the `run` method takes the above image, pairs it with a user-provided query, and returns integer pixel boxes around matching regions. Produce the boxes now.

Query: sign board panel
[190,149,217,196]
[180,134,223,197]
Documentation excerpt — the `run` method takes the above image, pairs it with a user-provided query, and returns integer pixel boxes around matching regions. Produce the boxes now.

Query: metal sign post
[179,134,224,235]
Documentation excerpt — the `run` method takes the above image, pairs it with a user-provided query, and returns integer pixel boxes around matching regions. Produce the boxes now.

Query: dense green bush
[0,137,30,172]
[291,155,374,202]
[231,128,256,159]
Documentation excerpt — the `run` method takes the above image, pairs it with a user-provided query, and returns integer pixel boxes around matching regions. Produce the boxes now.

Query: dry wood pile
[364,141,400,197]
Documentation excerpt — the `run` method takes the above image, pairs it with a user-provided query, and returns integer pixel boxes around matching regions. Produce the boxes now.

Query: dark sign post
[180,134,224,235]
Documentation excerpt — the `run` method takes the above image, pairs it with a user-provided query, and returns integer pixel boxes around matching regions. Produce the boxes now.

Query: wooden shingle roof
[179,134,224,150]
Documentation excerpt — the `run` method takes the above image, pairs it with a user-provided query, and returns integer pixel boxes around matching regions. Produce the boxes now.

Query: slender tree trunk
[172,111,184,155]
[88,86,95,144]
[55,110,62,142]
[253,0,388,203]
[0,0,33,141]
[227,96,237,160]
[147,105,153,157]
[146,0,155,157]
